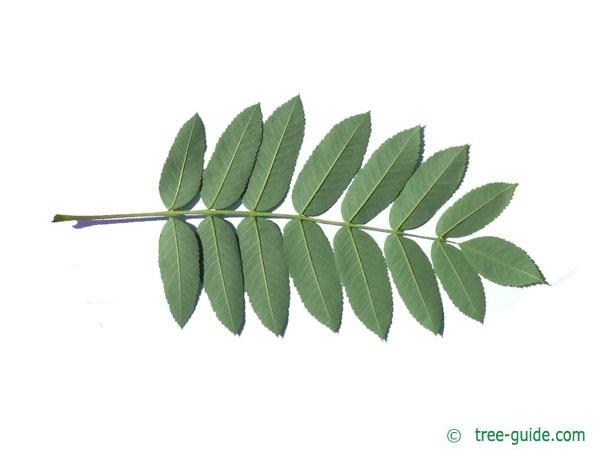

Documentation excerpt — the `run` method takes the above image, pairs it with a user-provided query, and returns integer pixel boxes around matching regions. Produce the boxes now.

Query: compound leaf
[158,218,201,327]
[283,219,343,332]
[197,217,244,335]
[384,235,443,334]
[460,236,546,287]
[201,104,263,209]
[243,96,305,211]
[342,125,422,224]
[159,114,206,210]
[431,240,485,322]
[436,182,517,238]
[333,227,392,339]
[60,104,548,338]
[238,217,289,336]
[389,145,469,230]
[292,113,371,216]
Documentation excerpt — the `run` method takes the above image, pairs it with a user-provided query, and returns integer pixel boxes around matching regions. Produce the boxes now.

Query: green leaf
[460,236,546,287]
[292,113,371,216]
[158,218,201,327]
[341,126,422,224]
[431,240,485,323]
[201,104,263,209]
[197,217,244,335]
[333,227,392,339]
[436,182,517,238]
[384,235,443,334]
[283,220,343,332]
[237,217,289,336]
[243,96,305,211]
[159,114,206,210]
[389,145,469,230]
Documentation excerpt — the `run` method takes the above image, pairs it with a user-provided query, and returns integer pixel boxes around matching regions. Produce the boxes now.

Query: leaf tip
[358,111,371,123]
[276,323,288,338]
[322,319,341,334]
[375,329,389,341]
[378,326,391,341]
[246,102,263,118]
[445,143,470,159]
[172,309,193,329]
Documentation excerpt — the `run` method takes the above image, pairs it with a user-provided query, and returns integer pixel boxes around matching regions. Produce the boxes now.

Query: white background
[1,1,598,449]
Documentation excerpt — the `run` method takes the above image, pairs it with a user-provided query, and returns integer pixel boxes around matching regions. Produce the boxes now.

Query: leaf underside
[201,104,263,209]
[159,114,206,210]
[243,96,305,212]
[390,145,469,230]
[283,219,343,332]
[158,218,201,327]
[334,227,393,340]
[436,182,517,238]
[238,217,290,336]
[342,125,423,224]
[197,216,245,335]
[149,99,545,337]
[292,113,371,216]
[385,235,443,335]
[431,240,485,323]
[460,236,546,287]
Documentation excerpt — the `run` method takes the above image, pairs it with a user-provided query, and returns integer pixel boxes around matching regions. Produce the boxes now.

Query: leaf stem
[52,209,448,243]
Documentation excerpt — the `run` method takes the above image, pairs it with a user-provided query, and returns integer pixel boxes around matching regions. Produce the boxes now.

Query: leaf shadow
[177,189,203,211]
[188,219,204,319]
[222,218,247,335]
[73,216,170,229]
